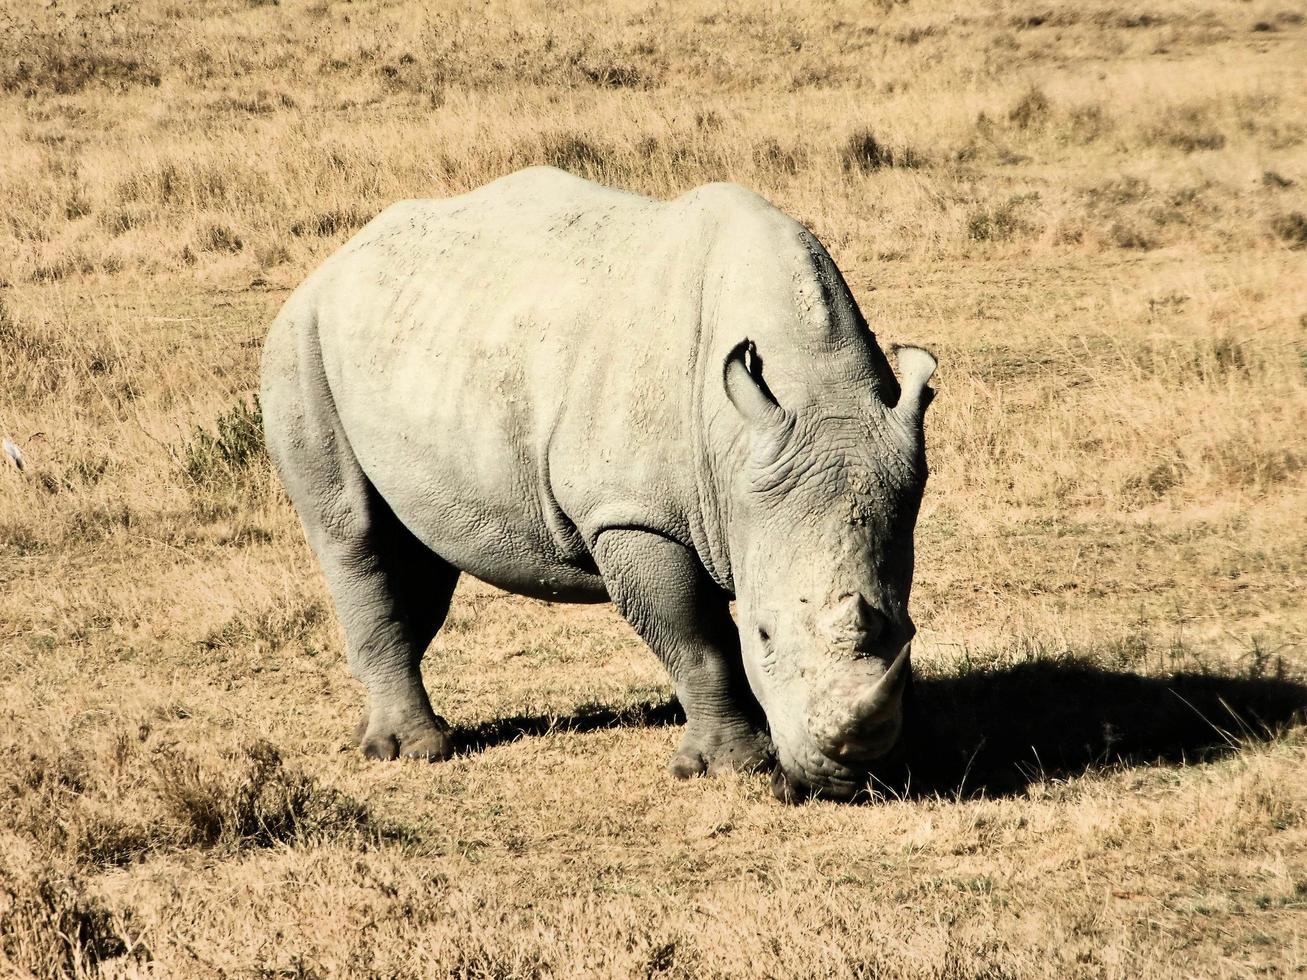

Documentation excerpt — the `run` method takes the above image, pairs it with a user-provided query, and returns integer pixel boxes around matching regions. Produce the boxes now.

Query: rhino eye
[758,626,771,644]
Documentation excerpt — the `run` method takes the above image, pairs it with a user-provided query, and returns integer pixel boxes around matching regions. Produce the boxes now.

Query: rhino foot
[354,711,454,762]
[669,728,773,779]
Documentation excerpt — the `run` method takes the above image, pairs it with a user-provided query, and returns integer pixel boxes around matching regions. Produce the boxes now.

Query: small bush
[30,246,98,283]
[1109,222,1155,250]
[63,192,92,220]
[841,129,924,172]
[1082,176,1151,211]
[967,193,1040,242]
[0,298,48,360]
[576,59,646,89]
[155,740,375,849]
[179,397,271,519]
[0,856,141,975]
[695,110,723,131]
[1008,87,1052,130]
[1149,107,1226,153]
[0,299,123,399]
[894,24,940,45]
[753,138,805,176]
[98,204,149,236]
[196,221,243,253]
[1065,103,1113,143]
[201,600,325,651]
[539,133,607,176]
[181,396,267,492]
[1271,212,1307,249]
[2,26,160,96]
[289,207,369,238]
[4,731,390,867]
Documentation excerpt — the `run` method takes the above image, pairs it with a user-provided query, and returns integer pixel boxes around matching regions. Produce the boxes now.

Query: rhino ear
[724,339,787,429]
[891,345,937,424]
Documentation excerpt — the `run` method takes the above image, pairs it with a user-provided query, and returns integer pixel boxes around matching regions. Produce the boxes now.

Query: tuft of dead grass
[0,853,144,977]
[4,729,390,868]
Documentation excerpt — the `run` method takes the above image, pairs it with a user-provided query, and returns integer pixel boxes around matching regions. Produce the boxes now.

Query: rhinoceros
[260,166,936,802]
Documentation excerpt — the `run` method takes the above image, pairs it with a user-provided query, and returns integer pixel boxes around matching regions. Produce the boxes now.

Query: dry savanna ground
[2,0,1306,976]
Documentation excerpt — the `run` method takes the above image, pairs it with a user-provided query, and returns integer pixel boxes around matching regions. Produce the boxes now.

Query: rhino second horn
[819,592,883,648]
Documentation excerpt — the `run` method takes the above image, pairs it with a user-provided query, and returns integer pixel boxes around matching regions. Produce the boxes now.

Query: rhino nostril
[857,610,885,646]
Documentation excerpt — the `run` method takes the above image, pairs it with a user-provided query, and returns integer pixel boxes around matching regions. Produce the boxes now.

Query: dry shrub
[574,55,651,90]
[97,203,150,237]
[1008,86,1052,130]
[30,245,100,283]
[538,133,609,177]
[114,158,235,211]
[1075,176,1200,249]
[752,138,805,176]
[3,730,387,867]
[0,19,161,96]
[1108,221,1156,249]
[200,599,325,651]
[894,23,942,45]
[194,220,244,254]
[1082,175,1151,211]
[1146,104,1226,152]
[1064,102,1114,143]
[1012,10,1081,29]
[0,298,120,400]
[153,741,375,850]
[966,193,1040,242]
[1271,211,1307,248]
[178,396,270,516]
[0,853,143,976]
[289,207,370,239]
[841,129,925,172]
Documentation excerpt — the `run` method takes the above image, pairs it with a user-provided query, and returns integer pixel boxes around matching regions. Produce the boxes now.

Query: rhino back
[303,168,718,599]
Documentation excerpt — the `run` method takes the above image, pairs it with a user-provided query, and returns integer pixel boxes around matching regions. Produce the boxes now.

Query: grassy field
[2,0,1306,975]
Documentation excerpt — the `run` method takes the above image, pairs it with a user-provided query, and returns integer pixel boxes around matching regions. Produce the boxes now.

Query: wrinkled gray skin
[261,167,936,802]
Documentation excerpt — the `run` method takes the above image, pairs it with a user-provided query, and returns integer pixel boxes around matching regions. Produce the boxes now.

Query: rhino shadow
[447,658,1305,800]
[892,657,1307,799]
[450,698,685,757]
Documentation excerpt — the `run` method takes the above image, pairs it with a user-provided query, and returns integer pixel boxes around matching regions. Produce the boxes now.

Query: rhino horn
[810,641,912,760]
[891,345,937,425]
[849,641,912,723]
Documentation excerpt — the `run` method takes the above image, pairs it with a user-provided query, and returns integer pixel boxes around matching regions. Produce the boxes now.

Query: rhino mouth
[769,749,873,804]
[769,724,908,804]
[770,764,862,803]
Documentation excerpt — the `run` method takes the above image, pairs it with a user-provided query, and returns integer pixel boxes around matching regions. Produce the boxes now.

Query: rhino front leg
[594,529,772,778]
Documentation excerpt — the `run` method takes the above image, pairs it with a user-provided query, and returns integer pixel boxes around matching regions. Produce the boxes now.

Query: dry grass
[1,0,1305,976]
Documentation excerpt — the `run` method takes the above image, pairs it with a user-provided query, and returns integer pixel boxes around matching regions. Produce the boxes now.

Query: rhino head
[722,338,936,801]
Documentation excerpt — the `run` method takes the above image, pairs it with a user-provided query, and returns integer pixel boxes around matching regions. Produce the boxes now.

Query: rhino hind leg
[337,514,461,764]
[593,529,773,779]
[262,315,458,763]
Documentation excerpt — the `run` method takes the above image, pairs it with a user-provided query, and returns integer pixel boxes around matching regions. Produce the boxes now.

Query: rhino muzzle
[774,592,914,796]
[806,640,911,761]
